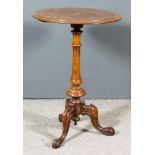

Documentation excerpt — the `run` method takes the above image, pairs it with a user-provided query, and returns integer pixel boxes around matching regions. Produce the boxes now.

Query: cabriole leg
[81,104,115,136]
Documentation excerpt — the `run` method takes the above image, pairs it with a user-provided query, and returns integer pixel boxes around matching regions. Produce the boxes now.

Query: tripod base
[52,98,115,149]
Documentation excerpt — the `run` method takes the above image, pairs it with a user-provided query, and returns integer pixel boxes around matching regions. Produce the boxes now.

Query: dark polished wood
[32,8,122,24]
[52,24,115,149]
[52,98,115,149]
[32,8,122,149]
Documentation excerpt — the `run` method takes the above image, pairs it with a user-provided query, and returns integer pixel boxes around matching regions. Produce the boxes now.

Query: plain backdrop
[23,0,131,98]
[1,0,155,155]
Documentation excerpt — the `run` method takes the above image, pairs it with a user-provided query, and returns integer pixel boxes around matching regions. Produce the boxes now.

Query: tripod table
[32,8,122,149]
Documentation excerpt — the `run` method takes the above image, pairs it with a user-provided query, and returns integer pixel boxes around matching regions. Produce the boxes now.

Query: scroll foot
[52,100,74,149]
[81,104,115,136]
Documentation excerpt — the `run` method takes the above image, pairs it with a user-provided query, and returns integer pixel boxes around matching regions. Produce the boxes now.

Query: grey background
[23,0,131,99]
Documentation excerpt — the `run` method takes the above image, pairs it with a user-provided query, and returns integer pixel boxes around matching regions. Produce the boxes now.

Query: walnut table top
[32,7,122,149]
[32,8,122,24]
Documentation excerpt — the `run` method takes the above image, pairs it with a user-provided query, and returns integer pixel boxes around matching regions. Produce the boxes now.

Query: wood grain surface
[32,8,122,24]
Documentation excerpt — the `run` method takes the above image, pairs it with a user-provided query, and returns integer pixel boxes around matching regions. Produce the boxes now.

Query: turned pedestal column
[32,8,122,149]
[66,24,86,98]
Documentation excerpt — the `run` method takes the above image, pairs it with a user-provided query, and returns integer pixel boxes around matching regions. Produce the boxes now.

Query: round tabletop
[32,8,122,24]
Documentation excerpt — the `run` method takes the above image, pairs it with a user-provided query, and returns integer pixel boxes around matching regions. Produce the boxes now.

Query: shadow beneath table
[23,103,130,145]
[65,103,130,143]
[23,110,58,140]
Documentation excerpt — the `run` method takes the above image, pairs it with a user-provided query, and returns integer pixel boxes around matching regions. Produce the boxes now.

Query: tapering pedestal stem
[66,24,86,98]
[52,24,115,149]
